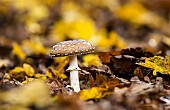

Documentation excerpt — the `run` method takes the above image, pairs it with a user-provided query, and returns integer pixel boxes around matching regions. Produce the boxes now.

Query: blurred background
[0,0,170,57]
[0,1,170,109]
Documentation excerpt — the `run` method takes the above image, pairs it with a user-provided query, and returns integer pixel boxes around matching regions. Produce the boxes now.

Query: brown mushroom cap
[50,40,95,57]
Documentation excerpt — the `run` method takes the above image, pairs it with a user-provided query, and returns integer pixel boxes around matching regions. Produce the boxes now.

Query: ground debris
[0,0,170,109]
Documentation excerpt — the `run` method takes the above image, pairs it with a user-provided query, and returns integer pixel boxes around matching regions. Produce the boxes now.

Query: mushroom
[50,40,95,92]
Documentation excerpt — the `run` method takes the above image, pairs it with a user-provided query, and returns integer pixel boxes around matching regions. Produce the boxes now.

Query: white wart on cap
[50,40,95,57]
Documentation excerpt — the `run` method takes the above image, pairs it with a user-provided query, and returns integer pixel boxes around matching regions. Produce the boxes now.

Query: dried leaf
[22,78,34,84]
[9,63,35,77]
[53,69,67,79]
[22,37,49,55]
[10,67,25,75]
[56,57,69,74]
[109,32,127,49]
[89,74,95,88]
[12,42,26,60]
[46,69,54,79]
[96,74,107,86]
[11,0,49,21]
[101,78,120,89]
[51,19,97,41]
[134,67,144,78]
[116,1,164,26]
[80,87,112,100]
[83,54,101,67]
[46,67,67,79]
[23,63,34,77]
[137,56,170,75]
[108,55,138,79]
[99,50,121,63]
[35,73,47,80]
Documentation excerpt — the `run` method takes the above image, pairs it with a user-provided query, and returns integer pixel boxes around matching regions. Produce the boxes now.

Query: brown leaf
[96,74,107,86]
[134,67,144,79]
[99,50,121,63]
[89,74,95,88]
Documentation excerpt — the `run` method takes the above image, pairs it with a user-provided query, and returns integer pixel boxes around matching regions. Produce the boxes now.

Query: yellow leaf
[9,63,35,77]
[46,67,67,79]
[43,0,57,6]
[46,70,53,79]
[5,74,11,80]
[97,35,111,50]
[80,87,111,100]
[97,31,126,50]
[12,42,26,60]
[9,66,26,80]
[22,78,34,84]
[23,63,35,77]
[51,19,97,41]
[83,54,102,67]
[35,73,47,80]
[50,1,95,41]
[55,57,69,74]
[115,1,164,26]
[109,32,127,49]
[11,0,38,10]
[53,69,67,79]
[137,56,170,75]
[22,37,49,55]
[9,67,25,75]
[11,0,49,21]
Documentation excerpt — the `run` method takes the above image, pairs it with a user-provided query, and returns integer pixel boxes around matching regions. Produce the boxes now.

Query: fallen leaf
[46,67,67,79]
[22,78,34,84]
[22,37,49,55]
[99,50,121,63]
[10,67,25,75]
[35,73,47,80]
[80,87,112,100]
[9,63,35,80]
[23,63,34,77]
[134,67,144,78]
[12,42,26,60]
[115,1,164,26]
[137,56,170,75]
[83,54,102,67]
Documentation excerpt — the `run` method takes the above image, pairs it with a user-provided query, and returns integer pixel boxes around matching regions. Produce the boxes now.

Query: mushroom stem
[67,56,80,92]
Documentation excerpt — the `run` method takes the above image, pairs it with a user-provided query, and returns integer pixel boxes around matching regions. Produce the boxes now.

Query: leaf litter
[0,0,170,110]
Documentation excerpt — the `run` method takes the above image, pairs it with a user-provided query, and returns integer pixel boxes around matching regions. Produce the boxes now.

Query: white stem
[70,70,80,92]
[67,56,80,92]
[67,56,81,71]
